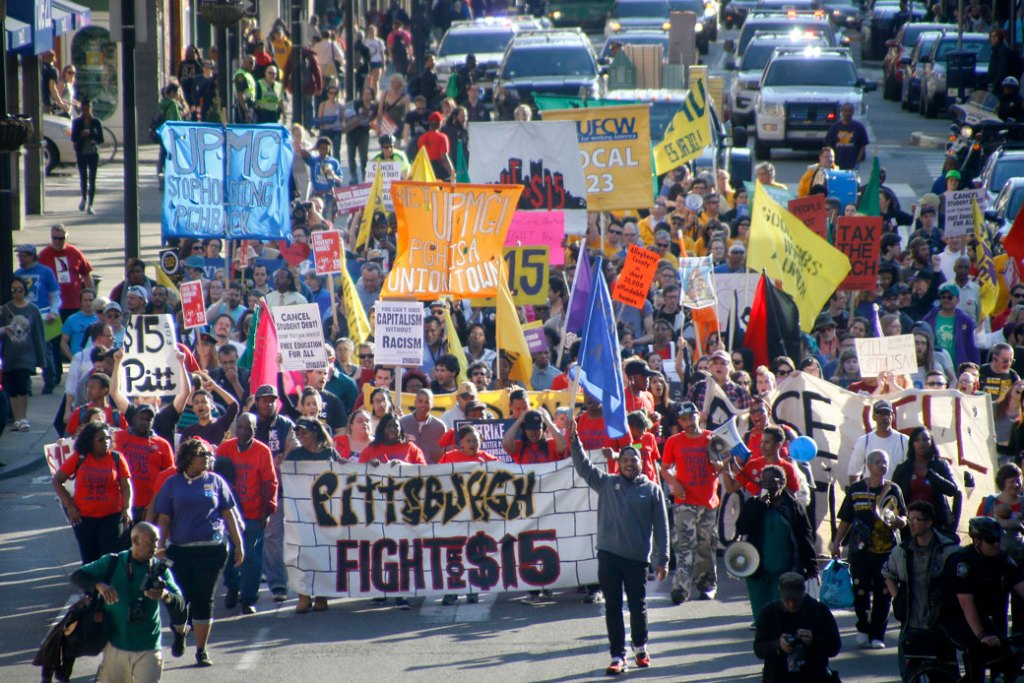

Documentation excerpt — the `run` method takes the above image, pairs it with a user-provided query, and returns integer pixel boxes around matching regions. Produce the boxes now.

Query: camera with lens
[785,635,806,673]
[291,200,312,226]
[128,560,172,623]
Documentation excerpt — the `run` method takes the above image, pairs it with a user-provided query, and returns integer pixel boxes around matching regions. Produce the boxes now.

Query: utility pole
[0,0,12,297]
[345,0,355,102]
[292,0,303,127]
[121,0,141,261]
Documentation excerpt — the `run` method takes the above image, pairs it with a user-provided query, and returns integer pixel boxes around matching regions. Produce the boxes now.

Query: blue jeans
[262,507,288,594]
[224,518,265,604]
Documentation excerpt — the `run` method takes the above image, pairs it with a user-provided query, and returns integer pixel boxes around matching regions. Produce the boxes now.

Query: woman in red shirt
[440,425,499,464]
[335,409,372,461]
[501,409,567,464]
[358,413,426,465]
[52,422,132,563]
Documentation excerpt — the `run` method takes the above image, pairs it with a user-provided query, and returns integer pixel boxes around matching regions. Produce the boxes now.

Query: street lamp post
[121,0,141,261]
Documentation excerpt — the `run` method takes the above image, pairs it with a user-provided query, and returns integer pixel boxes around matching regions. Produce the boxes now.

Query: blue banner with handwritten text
[159,122,294,241]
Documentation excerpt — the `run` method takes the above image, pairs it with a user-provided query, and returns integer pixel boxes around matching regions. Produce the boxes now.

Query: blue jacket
[921,307,979,365]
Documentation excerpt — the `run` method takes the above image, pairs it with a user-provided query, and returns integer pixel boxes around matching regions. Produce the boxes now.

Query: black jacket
[737,491,818,578]
[754,596,841,683]
[890,456,961,534]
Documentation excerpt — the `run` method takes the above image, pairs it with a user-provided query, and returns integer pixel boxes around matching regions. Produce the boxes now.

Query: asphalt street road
[0,26,952,683]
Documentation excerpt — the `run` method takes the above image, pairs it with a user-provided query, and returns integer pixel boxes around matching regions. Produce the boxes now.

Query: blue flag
[160,122,294,241]
[564,246,593,333]
[576,258,627,439]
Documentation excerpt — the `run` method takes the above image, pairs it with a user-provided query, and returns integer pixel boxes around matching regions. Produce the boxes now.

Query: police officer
[998,76,1024,122]
[253,65,285,124]
[939,516,1024,682]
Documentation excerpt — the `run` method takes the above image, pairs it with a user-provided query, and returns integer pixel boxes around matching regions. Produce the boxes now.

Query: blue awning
[8,0,54,55]
[5,18,32,51]
[52,0,92,30]
[51,6,74,36]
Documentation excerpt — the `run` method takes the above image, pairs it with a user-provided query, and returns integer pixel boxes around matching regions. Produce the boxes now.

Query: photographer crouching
[70,522,185,682]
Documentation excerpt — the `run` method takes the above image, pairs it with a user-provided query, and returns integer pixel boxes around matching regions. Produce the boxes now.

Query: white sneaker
[855,633,869,647]
[18,420,30,432]
[869,639,885,649]
[87,205,96,215]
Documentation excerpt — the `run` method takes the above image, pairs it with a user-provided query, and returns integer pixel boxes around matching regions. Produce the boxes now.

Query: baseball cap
[624,359,657,377]
[873,399,894,414]
[428,111,443,124]
[709,350,732,363]
[677,401,699,416]
[131,403,156,417]
[946,169,962,180]
[254,384,278,400]
[184,255,206,269]
[126,285,149,301]
[778,572,806,600]
[103,301,122,313]
[522,410,544,430]
[911,269,933,281]
[15,244,37,255]
[464,399,486,414]
[813,312,836,332]
[919,204,937,216]
[938,282,961,297]
[295,417,322,432]
[457,381,477,398]
[919,192,941,208]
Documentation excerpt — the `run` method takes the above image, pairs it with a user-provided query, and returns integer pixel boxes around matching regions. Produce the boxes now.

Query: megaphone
[724,541,761,578]
[708,416,752,464]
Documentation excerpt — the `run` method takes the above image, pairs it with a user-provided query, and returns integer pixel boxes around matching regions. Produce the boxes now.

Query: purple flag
[565,247,593,333]
[870,303,883,338]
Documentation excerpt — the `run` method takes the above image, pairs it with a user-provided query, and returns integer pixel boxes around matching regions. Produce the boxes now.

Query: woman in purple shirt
[154,438,243,667]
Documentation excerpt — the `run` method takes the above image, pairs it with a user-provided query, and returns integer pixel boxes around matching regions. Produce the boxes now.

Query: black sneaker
[240,603,256,615]
[670,589,686,605]
[584,588,604,604]
[195,648,212,667]
[395,597,411,610]
[225,588,239,609]
[271,589,287,603]
[171,628,186,658]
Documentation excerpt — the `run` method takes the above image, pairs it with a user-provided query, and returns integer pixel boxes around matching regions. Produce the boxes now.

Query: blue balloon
[790,436,818,463]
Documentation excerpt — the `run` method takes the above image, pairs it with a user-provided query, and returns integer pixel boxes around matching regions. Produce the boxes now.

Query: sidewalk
[1,143,165,480]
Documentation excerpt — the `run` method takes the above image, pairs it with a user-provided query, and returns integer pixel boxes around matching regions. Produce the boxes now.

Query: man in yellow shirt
[797,147,835,197]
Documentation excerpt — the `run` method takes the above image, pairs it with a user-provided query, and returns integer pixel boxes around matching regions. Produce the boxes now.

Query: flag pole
[327,273,339,340]
[557,248,586,369]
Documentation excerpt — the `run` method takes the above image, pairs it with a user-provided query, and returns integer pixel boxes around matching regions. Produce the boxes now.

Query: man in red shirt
[723,425,801,498]
[660,401,722,604]
[113,403,173,522]
[216,413,278,614]
[624,359,657,416]
[38,222,93,383]
[418,111,452,180]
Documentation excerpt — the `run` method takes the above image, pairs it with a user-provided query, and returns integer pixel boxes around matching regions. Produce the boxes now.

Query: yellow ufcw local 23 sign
[653,74,712,176]
[542,104,653,211]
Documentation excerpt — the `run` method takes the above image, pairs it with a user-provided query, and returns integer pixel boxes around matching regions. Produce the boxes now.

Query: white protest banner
[282,457,603,598]
[468,121,589,234]
[333,183,372,214]
[270,303,327,371]
[679,256,716,308]
[179,280,207,330]
[854,334,918,377]
[374,300,425,366]
[120,314,183,397]
[311,230,343,275]
[366,159,403,210]
[713,272,759,346]
[943,189,986,237]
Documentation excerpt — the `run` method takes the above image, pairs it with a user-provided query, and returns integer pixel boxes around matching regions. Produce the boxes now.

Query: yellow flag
[653,73,712,175]
[748,182,852,332]
[496,263,533,389]
[355,165,385,251]
[410,146,437,183]
[338,247,371,346]
[441,306,469,384]
[973,197,999,318]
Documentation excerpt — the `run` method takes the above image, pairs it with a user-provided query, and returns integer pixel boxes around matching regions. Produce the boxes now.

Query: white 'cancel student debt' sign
[120,314,183,397]
[375,301,424,366]
[271,303,327,370]
[855,334,918,377]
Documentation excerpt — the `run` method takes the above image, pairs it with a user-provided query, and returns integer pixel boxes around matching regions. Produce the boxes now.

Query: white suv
[753,46,876,159]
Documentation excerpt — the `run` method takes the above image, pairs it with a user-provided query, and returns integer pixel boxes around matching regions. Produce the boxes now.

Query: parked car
[984,176,1024,238]
[899,30,943,111]
[919,31,990,118]
[605,0,672,35]
[42,113,117,176]
[723,0,759,28]
[547,0,616,29]
[977,145,1024,205]
[882,22,953,101]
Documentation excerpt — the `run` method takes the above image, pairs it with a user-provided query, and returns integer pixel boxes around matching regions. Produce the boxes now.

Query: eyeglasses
[192,245,203,251]
[981,537,1001,545]
[471,371,487,377]
[926,381,947,387]
[1013,293,1024,299]
[655,242,670,248]
[939,294,955,300]
[51,235,66,241]
[10,287,25,294]
[777,369,791,377]
[359,353,374,359]
[608,230,623,235]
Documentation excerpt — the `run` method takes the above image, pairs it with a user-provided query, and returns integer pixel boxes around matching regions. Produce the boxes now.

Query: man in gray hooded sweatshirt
[568,418,669,676]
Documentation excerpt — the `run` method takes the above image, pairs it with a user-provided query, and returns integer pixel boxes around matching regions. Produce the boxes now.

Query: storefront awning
[52,0,92,31]
[5,18,32,51]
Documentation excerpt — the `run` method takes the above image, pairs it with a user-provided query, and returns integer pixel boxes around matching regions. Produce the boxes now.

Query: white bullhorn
[724,541,761,578]
[708,416,751,463]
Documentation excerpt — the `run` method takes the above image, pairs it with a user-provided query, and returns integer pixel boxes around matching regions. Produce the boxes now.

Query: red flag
[1005,202,1024,267]
[249,300,280,397]
[743,273,801,370]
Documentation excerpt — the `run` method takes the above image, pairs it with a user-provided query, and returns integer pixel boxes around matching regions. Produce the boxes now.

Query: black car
[723,0,759,28]
[494,29,603,119]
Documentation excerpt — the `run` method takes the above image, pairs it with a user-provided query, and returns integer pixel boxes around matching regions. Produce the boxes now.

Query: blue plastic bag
[821,559,854,609]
